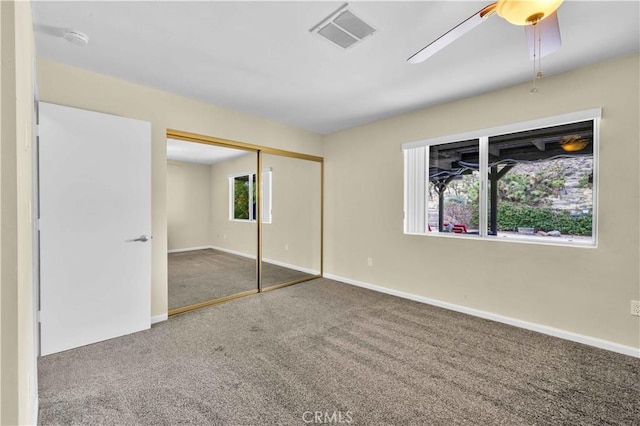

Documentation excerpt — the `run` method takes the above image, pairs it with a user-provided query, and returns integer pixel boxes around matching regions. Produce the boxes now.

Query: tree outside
[429,157,593,236]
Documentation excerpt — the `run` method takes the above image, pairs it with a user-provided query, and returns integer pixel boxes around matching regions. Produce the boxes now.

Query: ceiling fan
[407,0,564,64]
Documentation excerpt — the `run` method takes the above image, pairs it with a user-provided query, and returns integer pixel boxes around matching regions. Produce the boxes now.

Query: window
[229,169,272,223]
[404,110,600,246]
[428,139,480,236]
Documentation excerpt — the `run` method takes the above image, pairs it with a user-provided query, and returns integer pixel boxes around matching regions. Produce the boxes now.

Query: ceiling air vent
[310,3,376,50]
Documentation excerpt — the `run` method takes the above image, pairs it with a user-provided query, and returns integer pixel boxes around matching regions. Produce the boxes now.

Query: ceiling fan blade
[525,11,562,60]
[408,3,497,64]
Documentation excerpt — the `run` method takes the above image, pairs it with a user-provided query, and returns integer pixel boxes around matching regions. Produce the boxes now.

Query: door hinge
[37,310,42,323]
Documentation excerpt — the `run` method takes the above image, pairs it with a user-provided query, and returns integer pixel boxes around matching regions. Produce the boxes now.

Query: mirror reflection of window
[229,170,271,222]
[232,174,251,220]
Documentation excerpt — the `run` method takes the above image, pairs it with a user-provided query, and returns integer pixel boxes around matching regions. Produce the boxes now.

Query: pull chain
[530,22,539,94]
[529,21,543,94]
[537,21,543,79]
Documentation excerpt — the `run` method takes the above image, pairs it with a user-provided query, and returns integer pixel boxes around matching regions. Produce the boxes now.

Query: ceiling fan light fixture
[559,135,589,152]
[496,0,564,25]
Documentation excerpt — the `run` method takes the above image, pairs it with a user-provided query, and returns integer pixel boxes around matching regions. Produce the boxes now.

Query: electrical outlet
[367,257,373,267]
[631,300,640,317]
[285,243,289,251]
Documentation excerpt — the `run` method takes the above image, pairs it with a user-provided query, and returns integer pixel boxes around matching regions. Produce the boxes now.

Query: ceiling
[32,1,639,135]
[167,138,249,164]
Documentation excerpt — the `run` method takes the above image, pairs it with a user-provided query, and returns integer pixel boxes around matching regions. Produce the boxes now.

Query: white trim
[228,170,256,179]
[209,245,256,260]
[262,257,320,276]
[151,314,168,324]
[402,108,602,150]
[32,396,39,426]
[167,245,213,254]
[402,111,598,248]
[412,230,597,249]
[168,245,317,274]
[592,117,600,248]
[323,273,640,358]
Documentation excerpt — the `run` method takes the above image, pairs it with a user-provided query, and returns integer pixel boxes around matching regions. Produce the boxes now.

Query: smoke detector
[310,3,376,50]
[63,30,89,47]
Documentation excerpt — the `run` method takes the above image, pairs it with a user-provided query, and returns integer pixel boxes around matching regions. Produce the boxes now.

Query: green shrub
[497,203,592,236]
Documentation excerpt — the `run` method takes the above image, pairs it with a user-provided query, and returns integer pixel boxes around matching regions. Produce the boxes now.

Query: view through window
[406,115,597,246]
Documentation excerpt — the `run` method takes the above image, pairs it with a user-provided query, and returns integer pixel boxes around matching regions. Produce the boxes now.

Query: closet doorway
[166,130,323,315]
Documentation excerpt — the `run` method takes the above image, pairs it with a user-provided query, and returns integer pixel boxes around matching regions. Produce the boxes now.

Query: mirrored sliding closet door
[260,153,322,290]
[167,139,258,314]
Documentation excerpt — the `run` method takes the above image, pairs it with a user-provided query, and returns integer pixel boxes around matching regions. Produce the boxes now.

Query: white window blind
[262,168,272,223]
[404,146,428,234]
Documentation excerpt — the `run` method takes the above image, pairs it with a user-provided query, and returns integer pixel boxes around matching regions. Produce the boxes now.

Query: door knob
[126,235,151,242]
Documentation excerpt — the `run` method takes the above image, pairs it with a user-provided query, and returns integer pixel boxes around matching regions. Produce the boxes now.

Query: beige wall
[37,59,324,318]
[1,1,36,424]
[323,54,640,350]
[39,54,639,352]
[167,161,212,251]
[262,154,322,273]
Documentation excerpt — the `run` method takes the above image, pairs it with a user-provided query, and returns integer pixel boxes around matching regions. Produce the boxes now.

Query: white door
[39,102,151,356]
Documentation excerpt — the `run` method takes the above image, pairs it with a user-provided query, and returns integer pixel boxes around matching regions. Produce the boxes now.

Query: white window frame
[228,168,272,223]
[402,109,601,247]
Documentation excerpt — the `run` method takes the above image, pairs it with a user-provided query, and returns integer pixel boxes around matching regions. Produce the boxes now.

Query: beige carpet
[39,279,639,425]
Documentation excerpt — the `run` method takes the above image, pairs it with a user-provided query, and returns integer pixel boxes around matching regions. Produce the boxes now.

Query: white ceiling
[167,138,249,165]
[32,1,639,135]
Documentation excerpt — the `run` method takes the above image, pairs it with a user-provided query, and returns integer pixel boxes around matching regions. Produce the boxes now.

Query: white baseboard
[188,246,317,275]
[167,246,212,254]
[168,245,256,259]
[151,314,168,324]
[323,273,640,358]
[262,257,320,276]
[209,245,256,260]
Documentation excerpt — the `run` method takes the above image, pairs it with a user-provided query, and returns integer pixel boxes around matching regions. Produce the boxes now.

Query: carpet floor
[168,249,314,310]
[39,278,639,425]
